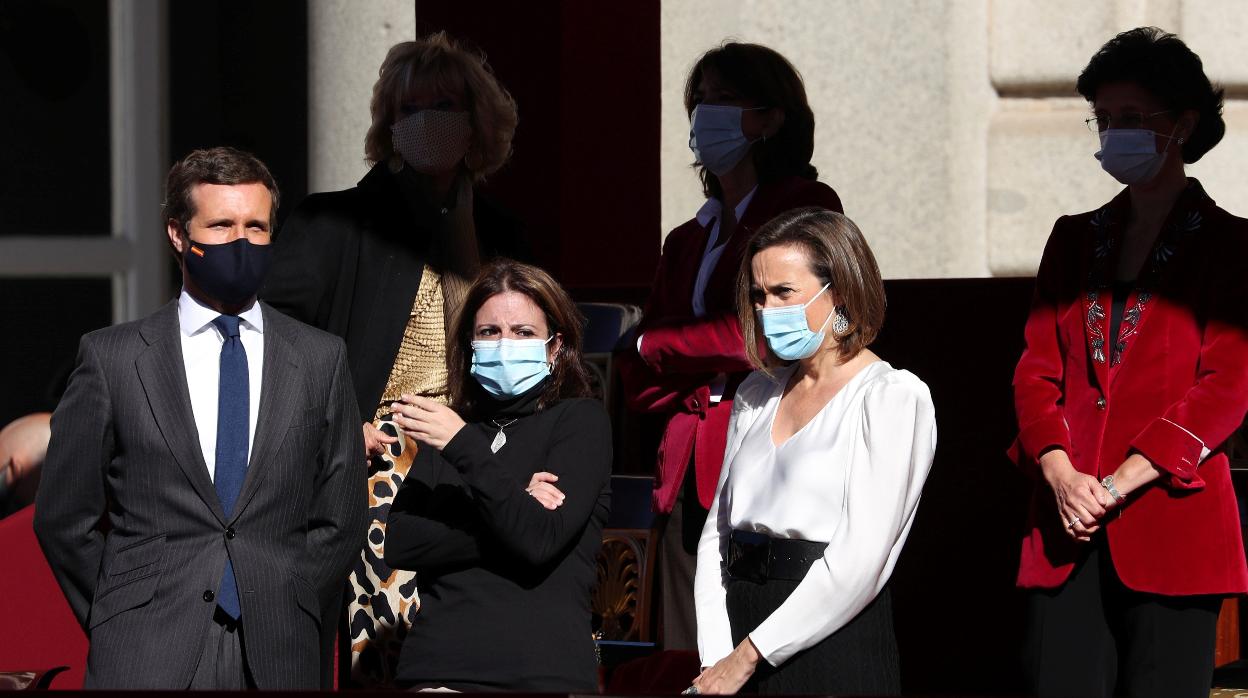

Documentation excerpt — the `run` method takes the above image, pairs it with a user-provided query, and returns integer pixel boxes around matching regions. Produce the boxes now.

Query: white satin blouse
[694,360,937,667]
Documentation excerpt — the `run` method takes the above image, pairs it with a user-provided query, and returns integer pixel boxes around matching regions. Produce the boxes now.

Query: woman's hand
[1039,449,1113,541]
[526,471,565,510]
[390,394,467,451]
[691,637,761,695]
[362,421,399,458]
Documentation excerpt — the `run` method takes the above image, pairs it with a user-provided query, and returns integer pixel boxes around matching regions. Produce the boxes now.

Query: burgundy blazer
[1011,180,1248,595]
[620,176,843,513]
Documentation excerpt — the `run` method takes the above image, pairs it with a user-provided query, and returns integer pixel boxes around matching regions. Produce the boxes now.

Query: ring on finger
[1067,517,1080,529]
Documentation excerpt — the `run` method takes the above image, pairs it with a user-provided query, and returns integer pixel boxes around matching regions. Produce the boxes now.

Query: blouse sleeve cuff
[699,636,735,669]
[1130,418,1207,490]
[747,628,790,668]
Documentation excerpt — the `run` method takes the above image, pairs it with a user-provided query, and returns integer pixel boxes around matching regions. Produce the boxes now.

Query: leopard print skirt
[345,419,420,688]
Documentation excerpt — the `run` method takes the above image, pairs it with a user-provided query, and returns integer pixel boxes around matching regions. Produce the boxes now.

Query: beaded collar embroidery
[1084,183,1206,365]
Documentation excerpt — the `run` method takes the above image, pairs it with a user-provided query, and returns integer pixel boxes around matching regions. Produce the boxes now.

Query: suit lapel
[231,305,300,522]
[136,301,227,525]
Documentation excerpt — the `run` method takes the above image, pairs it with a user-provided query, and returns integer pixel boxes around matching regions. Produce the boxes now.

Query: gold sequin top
[376,265,450,418]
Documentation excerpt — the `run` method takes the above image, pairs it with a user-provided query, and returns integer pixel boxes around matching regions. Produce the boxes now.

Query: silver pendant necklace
[489,417,519,453]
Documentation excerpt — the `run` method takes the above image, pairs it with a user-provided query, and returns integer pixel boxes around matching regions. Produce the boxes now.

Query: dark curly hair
[1077,27,1224,164]
[684,42,818,199]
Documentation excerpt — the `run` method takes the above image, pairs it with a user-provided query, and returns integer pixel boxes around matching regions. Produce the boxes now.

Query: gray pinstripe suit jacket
[34,300,366,689]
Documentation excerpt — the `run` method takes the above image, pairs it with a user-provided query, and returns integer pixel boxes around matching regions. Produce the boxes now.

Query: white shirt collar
[178,288,265,338]
[695,185,759,229]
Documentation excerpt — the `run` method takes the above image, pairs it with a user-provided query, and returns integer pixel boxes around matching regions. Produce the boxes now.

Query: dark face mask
[183,237,273,307]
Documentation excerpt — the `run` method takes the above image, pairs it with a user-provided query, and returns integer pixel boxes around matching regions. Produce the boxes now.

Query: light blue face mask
[470,336,554,398]
[1094,127,1178,185]
[758,282,833,361]
[688,104,765,176]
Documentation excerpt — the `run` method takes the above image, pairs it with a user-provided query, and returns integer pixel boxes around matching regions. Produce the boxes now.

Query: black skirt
[727,579,900,695]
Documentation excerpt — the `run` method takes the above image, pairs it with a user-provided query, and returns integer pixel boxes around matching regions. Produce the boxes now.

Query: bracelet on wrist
[1101,474,1126,503]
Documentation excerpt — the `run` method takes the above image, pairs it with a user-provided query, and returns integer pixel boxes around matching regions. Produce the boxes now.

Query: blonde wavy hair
[365,32,518,180]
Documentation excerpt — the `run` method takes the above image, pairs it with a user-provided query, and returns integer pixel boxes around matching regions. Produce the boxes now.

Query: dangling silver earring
[831,307,850,336]
[1178,136,1186,145]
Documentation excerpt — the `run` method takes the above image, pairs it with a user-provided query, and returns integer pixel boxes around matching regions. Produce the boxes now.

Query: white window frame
[0,0,169,324]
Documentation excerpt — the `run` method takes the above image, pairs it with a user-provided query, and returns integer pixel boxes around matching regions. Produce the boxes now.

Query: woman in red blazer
[619,42,842,650]
[1011,27,1248,698]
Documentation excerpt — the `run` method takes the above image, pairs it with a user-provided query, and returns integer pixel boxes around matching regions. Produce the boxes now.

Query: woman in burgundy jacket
[619,42,842,650]
[1011,27,1248,698]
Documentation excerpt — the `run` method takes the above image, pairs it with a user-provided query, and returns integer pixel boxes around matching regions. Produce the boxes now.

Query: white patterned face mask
[391,109,472,173]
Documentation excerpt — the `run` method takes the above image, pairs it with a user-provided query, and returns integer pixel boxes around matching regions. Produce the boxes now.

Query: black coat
[261,163,528,421]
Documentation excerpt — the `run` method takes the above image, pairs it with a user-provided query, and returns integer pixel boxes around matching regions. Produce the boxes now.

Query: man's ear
[166,219,187,255]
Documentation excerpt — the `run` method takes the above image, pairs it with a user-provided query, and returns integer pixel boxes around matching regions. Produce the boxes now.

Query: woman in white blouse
[691,207,937,695]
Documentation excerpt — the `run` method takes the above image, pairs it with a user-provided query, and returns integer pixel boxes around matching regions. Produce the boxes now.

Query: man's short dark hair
[162,147,281,237]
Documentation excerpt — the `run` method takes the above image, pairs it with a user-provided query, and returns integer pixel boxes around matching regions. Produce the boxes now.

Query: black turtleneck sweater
[384,386,612,692]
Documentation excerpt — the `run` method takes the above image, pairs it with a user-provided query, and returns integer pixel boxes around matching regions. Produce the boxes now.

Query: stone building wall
[661,0,1248,279]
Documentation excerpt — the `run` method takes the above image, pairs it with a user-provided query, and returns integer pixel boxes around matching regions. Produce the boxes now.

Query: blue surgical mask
[470,336,553,398]
[758,283,833,361]
[1094,127,1177,185]
[688,104,765,176]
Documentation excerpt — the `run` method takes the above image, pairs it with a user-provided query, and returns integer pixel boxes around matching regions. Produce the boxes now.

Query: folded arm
[384,454,485,572]
[440,401,612,567]
[1129,296,1248,491]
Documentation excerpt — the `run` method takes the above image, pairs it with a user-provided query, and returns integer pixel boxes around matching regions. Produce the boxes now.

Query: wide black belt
[726,529,828,583]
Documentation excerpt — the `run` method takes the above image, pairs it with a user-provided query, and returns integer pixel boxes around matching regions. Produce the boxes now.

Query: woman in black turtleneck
[385,259,611,692]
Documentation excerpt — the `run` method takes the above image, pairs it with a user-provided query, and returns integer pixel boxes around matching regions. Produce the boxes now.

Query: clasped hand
[1040,450,1118,541]
[390,394,466,451]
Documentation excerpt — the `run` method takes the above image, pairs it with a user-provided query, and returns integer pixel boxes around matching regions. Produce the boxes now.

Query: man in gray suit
[34,147,366,689]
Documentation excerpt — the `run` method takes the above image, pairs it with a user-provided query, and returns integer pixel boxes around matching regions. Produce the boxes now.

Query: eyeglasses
[1085,110,1172,132]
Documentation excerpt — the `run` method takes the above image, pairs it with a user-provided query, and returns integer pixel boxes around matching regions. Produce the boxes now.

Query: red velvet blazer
[620,176,842,513]
[1011,180,1248,595]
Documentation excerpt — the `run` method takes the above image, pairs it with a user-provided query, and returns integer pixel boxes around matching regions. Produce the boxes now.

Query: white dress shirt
[691,186,756,319]
[694,361,937,667]
[178,289,265,482]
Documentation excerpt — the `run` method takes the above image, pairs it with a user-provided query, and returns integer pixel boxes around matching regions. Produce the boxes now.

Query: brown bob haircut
[448,259,595,418]
[738,207,886,370]
[162,146,280,253]
[684,42,819,200]
[365,32,518,181]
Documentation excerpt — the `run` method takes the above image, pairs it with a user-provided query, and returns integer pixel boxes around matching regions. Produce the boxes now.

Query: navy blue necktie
[212,315,248,619]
